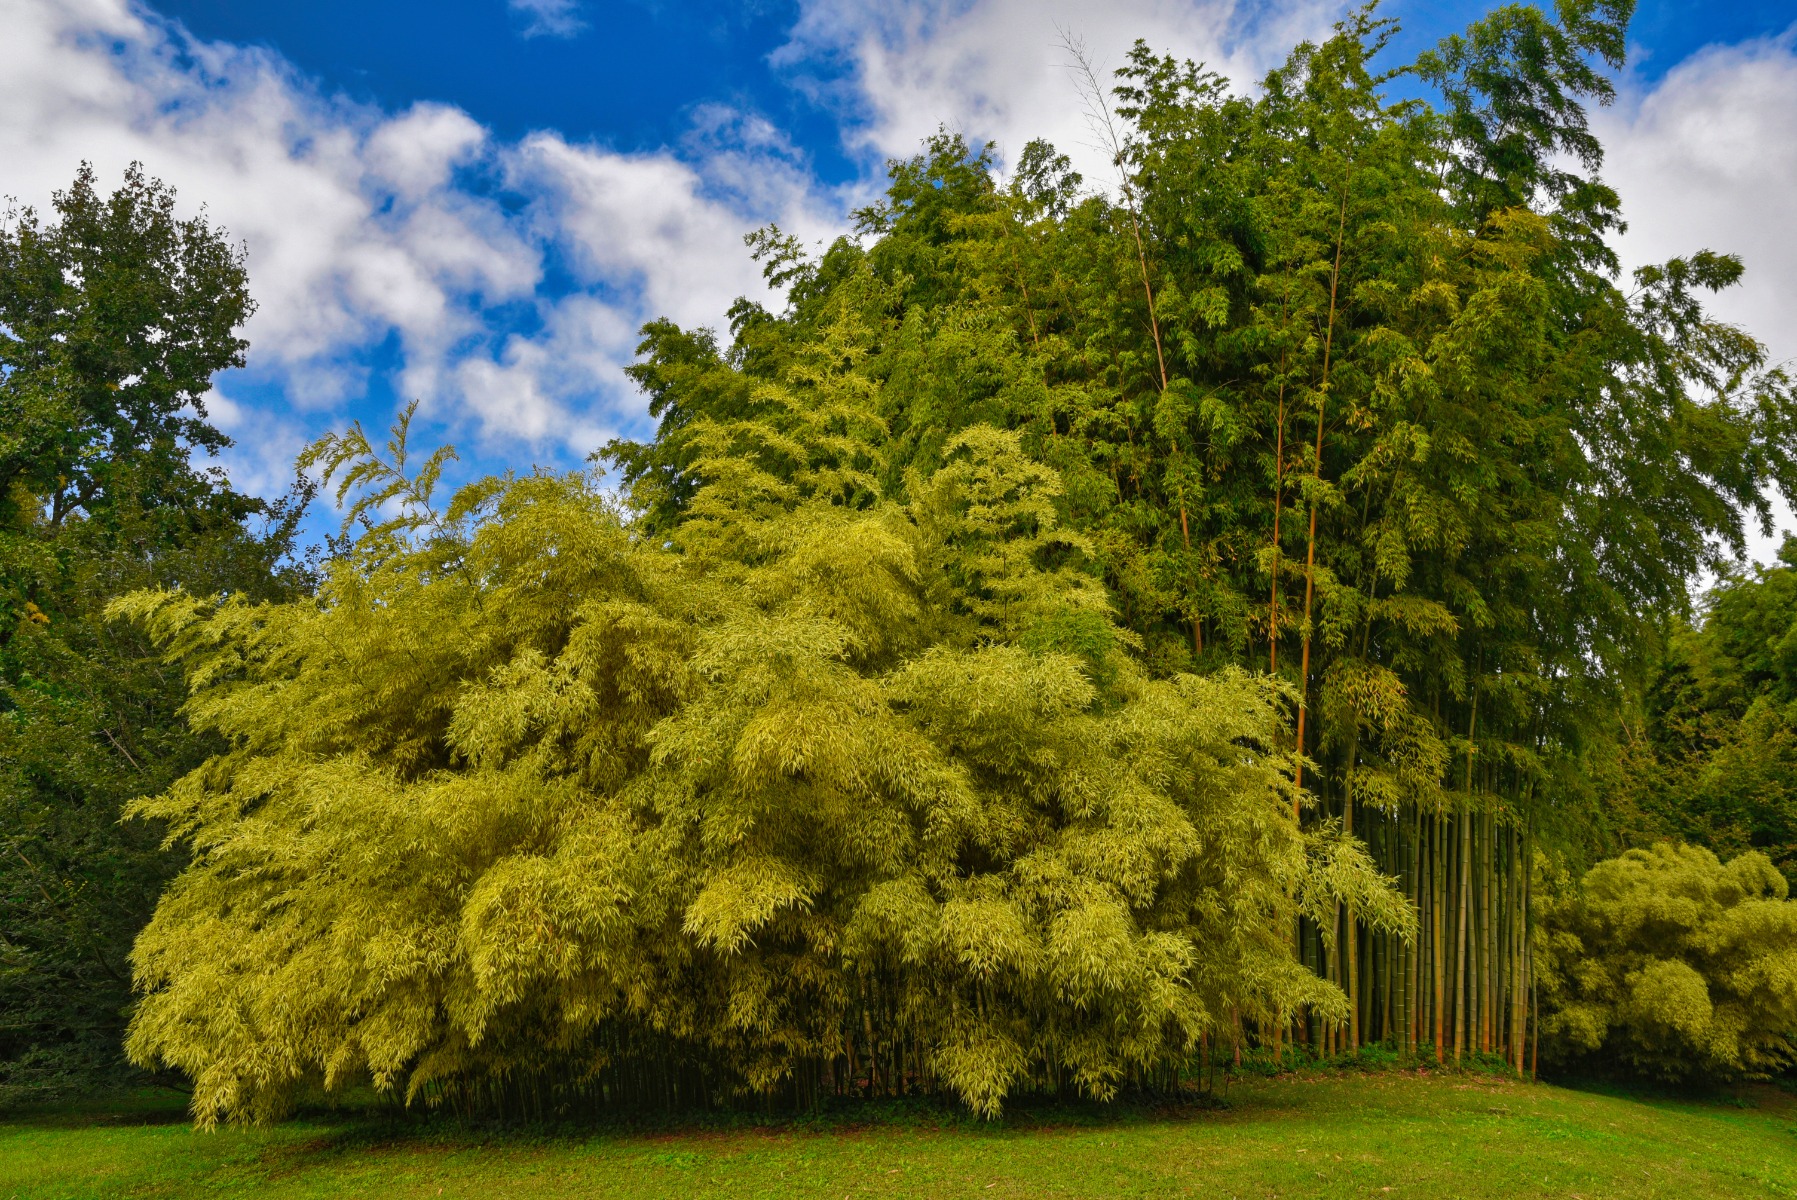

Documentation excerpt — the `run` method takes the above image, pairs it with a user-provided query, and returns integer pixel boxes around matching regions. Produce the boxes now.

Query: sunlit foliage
[1612,543,1797,883]
[605,1,1797,1071]
[1540,843,1797,1081]
[0,164,305,1100]
[118,324,1404,1122]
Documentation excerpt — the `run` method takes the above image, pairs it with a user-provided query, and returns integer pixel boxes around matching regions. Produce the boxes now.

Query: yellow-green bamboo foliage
[1539,843,1797,1081]
[114,342,1403,1124]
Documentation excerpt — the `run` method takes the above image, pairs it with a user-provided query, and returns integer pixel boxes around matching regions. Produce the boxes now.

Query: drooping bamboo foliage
[1538,844,1797,1079]
[116,314,1409,1125]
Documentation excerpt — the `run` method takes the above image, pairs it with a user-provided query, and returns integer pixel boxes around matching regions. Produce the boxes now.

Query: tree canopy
[1611,541,1797,885]
[596,0,1797,1076]
[1540,843,1797,1080]
[0,165,304,1102]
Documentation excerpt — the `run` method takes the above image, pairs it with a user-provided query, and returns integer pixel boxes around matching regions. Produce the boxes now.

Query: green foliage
[595,0,1797,1078]
[605,4,1797,854]
[0,515,305,1102]
[0,165,302,1103]
[1612,541,1797,882]
[117,328,1406,1123]
[0,162,258,546]
[1540,843,1797,1081]
[104,0,1797,1113]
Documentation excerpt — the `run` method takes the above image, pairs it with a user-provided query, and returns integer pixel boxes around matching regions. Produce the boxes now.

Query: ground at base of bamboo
[3,1069,1793,1199]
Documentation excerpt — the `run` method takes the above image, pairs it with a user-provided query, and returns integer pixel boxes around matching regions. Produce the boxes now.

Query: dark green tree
[0,163,307,1102]
[1612,540,1797,883]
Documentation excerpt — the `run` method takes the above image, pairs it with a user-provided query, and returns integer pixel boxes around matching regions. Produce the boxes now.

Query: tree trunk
[1453,675,1477,1065]
[1408,804,1422,1055]
[1344,753,1359,1052]
[1484,810,1496,1055]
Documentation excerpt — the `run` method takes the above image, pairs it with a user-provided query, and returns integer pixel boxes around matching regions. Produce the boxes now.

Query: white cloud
[363,103,487,201]
[1,0,536,410]
[0,0,829,482]
[450,295,637,447]
[1601,31,1797,369]
[202,385,313,504]
[1597,29,1797,561]
[507,134,801,331]
[509,0,585,40]
[777,0,1339,180]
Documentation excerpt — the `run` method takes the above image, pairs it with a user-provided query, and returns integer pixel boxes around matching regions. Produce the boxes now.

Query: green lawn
[4,1070,1794,1199]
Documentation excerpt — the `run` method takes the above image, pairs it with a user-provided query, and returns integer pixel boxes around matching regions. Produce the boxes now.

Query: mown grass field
[4,1068,1794,1199]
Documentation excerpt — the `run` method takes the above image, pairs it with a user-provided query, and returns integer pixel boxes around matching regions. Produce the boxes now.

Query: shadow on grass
[270,1087,1239,1149]
[1541,1071,1797,1116]
[13,1056,1780,1150]
[0,1086,194,1129]
[234,1058,1536,1153]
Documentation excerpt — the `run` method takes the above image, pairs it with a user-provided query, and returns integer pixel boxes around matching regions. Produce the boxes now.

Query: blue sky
[146,1,1795,146]
[152,1,864,181]
[3,0,1795,551]
[144,1,1797,171]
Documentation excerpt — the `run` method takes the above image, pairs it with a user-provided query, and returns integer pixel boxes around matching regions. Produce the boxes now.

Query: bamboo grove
[111,1,1797,1122]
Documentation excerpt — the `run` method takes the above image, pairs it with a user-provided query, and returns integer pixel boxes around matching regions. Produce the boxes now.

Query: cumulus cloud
[1597,29,1797,560]
[0,0,831,488]
[1600,30,1797,368]
[509,0,585,40]
[199,385,314,503]
[450,295,636,448]
[777,0,1339,179]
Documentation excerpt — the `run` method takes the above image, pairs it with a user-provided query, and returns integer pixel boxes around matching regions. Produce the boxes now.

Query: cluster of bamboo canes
[1293,801,1536,1074]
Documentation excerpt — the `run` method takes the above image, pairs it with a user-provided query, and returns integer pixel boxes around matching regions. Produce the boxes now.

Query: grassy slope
[3,1071,1794,1200]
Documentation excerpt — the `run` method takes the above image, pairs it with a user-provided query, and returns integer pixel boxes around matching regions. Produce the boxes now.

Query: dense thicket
[1540,844,1797,1080]
[111,0,1797,1120]
[606,0,1797,1069]
[1611,548,1797,882]
[0,166,305,1100]
[119,365,1408,1124]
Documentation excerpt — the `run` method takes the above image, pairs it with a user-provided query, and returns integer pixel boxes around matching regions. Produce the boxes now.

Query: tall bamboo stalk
[1511,827,1526,1073]
[1432,810,1445,1062]
[1292,188,1350,793]
[1484,810,1497,1055]
[1401,804,1416,1049]
[1270,355,1288,680]
[1454,806,1471,1064]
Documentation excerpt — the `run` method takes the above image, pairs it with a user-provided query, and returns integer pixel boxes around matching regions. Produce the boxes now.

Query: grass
[4,1067,1795,1199]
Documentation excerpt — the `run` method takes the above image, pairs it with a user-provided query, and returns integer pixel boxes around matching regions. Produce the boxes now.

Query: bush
[1540,842,1797,1081]
[115,375,1403,1125]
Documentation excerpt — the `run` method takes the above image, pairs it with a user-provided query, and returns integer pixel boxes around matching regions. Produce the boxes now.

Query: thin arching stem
[1293,185,1351,799]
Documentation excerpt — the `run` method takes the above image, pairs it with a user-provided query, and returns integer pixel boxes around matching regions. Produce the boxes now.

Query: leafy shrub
[1540,842,1797,1081]
[115,332,1403,1125]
